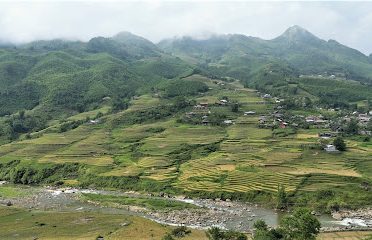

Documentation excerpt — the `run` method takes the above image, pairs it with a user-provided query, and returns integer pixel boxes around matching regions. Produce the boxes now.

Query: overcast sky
[0,1,371,55]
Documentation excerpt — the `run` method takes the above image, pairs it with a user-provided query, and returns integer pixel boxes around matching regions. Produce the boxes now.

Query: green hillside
[0,29,371,213]
[159,25,372,84]
[0,74,371,212]
[0,33,193,141]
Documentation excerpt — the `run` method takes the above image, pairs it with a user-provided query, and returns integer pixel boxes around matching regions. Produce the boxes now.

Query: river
[1,185,371,232]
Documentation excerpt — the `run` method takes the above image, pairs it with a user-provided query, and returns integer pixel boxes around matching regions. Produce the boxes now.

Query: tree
[206,227,224,240]
[19,110,25,119]
[231,103,239,113]
[280,208,320,240]
[253,220,284,240]
[171,226,191,238]
[367,121,372,132]
[224,231,247,240]
[253,220,272,240]
[276,185,287,210]
[162,233,175,240]
[173,96,190,110]
[206,227,247,240]
[333,137,346,151]
[254,220,269,231]
[345,119,359,135]
[112,98,128,111]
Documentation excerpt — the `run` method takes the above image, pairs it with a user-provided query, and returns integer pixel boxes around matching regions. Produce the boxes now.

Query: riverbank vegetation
[81,193,198,211]
[252,208,321,240]
[0,204,371,239]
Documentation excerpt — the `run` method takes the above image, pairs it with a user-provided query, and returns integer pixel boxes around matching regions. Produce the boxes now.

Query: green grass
[0,185,33,198]
[81,193,197,211]
[0,206,207,240]
[67,105,111,121]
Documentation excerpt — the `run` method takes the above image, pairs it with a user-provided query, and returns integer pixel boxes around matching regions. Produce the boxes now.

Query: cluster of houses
[319,133,340,153]
[305,115,328,125]
[333,111,372,135]
[213,81,226,87]
[185,91,372,141]
[184,100,236,125]
[259,93,284,104]
[356,113,371,125]
[299,73,344,79]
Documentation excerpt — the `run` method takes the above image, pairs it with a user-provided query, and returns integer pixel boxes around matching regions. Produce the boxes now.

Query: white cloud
[0,1,371,54]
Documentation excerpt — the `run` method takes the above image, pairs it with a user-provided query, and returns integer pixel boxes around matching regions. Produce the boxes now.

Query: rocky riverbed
[1,185,371,233]
[146,199,279,231]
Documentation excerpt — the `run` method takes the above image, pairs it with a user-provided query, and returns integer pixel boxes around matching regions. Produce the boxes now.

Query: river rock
[332,212,343,220]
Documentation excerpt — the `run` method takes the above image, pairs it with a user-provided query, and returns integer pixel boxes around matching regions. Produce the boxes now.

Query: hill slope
[159,25,372,83]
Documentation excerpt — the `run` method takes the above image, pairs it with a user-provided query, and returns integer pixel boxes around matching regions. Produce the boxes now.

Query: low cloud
[0,1,371,54]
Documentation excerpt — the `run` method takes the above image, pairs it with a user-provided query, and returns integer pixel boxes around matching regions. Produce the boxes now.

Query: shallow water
[2,185,370,231]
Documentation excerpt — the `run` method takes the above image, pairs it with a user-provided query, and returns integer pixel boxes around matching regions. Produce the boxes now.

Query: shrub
[333,137,346,151]
[171,226,191,238]
[162,233,175,240]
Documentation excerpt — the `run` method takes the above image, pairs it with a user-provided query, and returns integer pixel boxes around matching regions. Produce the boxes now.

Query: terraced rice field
[0,75,370,197]
[298,174,361,192]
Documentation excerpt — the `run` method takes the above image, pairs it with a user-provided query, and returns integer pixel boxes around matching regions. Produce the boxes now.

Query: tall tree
[280,208,321,240]
[333,137,346,151]
[276,185,287,210]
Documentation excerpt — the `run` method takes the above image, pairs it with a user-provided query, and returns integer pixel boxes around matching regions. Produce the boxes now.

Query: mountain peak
[112,31,151,43]
[275,25,320,43]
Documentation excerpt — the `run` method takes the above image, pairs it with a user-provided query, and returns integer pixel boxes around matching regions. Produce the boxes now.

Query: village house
[343,116,352,122]
[314,119,327,125]
[244,111,256,116]
[89,119,100,125]
[194,103,209,110]
[185,112,196,118]
[324,144,338,152]
[259,116,267,124]
[305,115,327,125]
[102,96,111,101]
[358,114,371,124]
[262,94,272,99]
[359,130,372,136]
[274,97,284,103]
[291,123,299,128]
[200,103,209,107]
[318,132,333,139]
[305,116,316,123]
[223,120,233,125]
[202,119,209,125]
[274,113,284,118]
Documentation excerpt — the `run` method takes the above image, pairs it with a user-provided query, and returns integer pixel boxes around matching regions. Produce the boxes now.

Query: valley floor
[0,205,371,240]
[0,184,371,239]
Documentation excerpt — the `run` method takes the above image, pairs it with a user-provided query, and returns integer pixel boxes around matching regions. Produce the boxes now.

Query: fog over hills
[1,1,372,54]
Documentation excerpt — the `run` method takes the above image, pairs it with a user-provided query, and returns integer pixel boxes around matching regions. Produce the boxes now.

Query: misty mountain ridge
[1,25,372,124]
[158,25,372,83]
